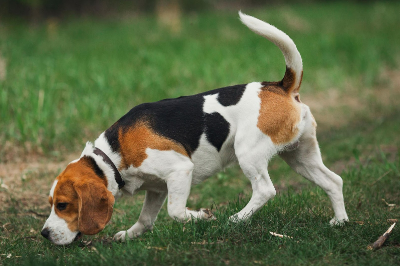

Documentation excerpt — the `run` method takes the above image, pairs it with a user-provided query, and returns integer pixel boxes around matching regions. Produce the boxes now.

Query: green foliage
[1,1,399,155]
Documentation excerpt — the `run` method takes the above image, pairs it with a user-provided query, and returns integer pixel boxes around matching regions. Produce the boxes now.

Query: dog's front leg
[229,164,276,222]
[114,190,167,242]
[166,166,215,222]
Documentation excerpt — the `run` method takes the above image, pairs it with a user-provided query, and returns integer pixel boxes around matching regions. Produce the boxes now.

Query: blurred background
[1,0,374,22]
[1,0,399,159]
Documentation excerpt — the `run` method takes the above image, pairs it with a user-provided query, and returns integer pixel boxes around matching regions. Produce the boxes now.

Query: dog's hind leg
[114,190,167,241]
[230,135,277,221]
[279,122,349,225]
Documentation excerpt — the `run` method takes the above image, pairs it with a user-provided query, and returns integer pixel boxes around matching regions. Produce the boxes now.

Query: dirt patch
[0,152,79,213]
[303,67,400,129]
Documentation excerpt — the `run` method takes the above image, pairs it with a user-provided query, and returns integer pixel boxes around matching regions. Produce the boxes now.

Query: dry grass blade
[370,170,392,186]
[382,199,396,207]
[269,232,293,239]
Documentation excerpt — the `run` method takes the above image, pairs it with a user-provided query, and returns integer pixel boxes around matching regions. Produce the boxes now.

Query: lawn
[1,1,400,265]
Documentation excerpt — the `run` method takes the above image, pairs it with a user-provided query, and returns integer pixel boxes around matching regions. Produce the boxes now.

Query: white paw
[199,208,216,220]
[329,217,349,226]
[113,231,130,242]
[228,212,252,223]
[228,214,246,223]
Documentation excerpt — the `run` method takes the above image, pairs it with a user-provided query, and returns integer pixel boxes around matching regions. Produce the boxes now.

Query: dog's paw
[329,217,349,226]
[228,212,252,223]
[199,208,216,220]
[113,231,130,242]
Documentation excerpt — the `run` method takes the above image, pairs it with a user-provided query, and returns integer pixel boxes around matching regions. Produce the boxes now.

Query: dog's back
[99,12,305,182]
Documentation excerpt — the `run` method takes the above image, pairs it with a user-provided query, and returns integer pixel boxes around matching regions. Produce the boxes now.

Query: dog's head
[41,156,115,245]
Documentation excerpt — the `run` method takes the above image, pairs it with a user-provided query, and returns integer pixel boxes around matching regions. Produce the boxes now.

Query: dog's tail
[239,11,303,94]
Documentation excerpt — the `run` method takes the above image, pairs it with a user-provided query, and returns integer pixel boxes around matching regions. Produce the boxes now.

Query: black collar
[93,147,125,190]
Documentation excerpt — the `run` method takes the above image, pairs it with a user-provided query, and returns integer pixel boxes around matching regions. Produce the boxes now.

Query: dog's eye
[57,203,68,211]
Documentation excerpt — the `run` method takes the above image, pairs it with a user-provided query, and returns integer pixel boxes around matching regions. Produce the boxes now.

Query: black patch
[261,66,297,93]
[216,84,246,106]
[204,113,230,151]
[81,156,105,179]
[105,122,121,153]
[104,84,247,154]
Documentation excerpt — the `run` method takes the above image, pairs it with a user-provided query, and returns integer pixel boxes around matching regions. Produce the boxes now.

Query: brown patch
[282,67,297,91]
[262,68,302,95]
[118,121,188,169]
[257,86,301,144]
[52,158,113,233]
[74,179,114,235]
[48,196,53,207]
[53,178,80,232]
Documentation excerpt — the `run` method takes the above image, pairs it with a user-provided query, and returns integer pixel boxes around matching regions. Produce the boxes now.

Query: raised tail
[239,11,303,94]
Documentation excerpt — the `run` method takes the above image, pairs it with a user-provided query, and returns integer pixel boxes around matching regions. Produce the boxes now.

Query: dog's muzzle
[40,228,82,243]
[41,228,50,240]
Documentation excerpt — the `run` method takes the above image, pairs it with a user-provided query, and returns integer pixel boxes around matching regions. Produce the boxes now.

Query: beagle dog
[41,12,349,245]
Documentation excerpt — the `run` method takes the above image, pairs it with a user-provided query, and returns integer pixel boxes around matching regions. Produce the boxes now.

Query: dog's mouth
[74,232,82,241]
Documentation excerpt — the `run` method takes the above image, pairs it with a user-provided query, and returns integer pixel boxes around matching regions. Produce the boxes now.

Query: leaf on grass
[354,221,364,225]
[387,219,398,223]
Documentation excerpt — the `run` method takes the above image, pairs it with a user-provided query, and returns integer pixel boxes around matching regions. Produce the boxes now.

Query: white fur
[42,206,78,245]
[239,12,303,90]
[94,132,122,168]
[49,180,58,198]
[80,141,121,197]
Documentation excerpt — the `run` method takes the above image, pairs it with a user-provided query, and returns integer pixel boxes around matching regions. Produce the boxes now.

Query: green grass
[1,114,400,265]
[1,1,400,153]
[1,1,400,265]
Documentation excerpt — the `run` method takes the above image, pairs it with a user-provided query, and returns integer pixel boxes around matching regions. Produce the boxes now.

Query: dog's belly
[191,134,236,184]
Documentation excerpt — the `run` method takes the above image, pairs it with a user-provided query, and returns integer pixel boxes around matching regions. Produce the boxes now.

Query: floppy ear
[74,180,115,235]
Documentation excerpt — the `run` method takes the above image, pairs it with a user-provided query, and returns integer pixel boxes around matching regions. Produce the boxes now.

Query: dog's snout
[41,228,50,240]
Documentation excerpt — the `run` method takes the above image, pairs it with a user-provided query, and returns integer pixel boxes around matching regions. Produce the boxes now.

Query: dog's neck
[80,137,122,197]
[93,147,125,188]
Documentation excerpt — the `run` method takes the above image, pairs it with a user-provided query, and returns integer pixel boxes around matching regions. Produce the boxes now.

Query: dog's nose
[41,228,50,240]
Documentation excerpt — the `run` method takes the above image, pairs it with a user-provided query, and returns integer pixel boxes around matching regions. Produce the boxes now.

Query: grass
[1,122,400,265]
[1,1,400,154]
[1,1,400,265]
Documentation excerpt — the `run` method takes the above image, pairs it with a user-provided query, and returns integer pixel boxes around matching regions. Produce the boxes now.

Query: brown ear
[74,180,115,235]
